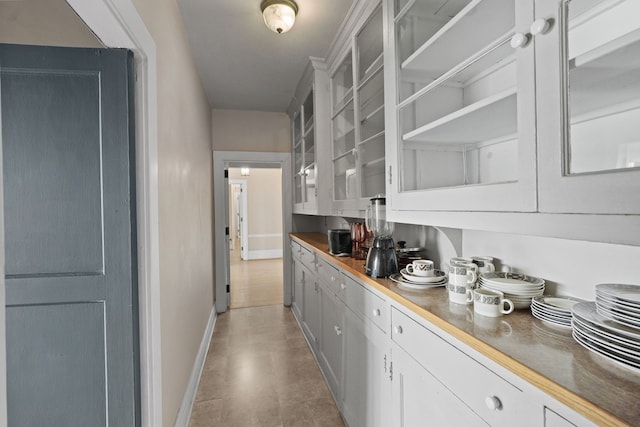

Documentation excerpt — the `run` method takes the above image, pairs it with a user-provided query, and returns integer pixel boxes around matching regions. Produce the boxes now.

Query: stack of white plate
[572,301,640,371]
[478,272,545,309]
[531,296,582,328]
[595,284,640,329]
[389,269,447,291]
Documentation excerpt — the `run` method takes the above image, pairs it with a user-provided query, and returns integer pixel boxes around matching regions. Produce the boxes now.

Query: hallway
[230,240,283,309]
[188,305,345,426]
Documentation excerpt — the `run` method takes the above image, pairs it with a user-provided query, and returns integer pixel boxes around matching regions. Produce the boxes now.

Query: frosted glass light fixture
[261,0,298,34]
[240,168,250,176]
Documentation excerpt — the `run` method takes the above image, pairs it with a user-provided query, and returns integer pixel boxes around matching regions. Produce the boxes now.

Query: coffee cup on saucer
[406,259,434,277]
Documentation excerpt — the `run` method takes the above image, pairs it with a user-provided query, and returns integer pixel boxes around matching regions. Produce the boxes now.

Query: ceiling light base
[260,0,298,34]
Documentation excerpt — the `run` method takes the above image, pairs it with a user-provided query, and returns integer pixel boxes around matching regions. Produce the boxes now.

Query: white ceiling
[177,0,355,112]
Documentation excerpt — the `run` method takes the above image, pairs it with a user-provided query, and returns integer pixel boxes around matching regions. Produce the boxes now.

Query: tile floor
[189,305,345,427]
[230,241,284,309]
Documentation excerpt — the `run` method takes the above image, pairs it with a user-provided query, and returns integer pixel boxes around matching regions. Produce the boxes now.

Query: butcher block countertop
[291,232,640,427]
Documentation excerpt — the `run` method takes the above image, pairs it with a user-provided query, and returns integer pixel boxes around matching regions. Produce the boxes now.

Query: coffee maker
[364,196,399,278]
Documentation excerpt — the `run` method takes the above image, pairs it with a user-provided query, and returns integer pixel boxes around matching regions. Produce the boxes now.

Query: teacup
[447,283,473,305]
[448,264,477,288]
[472,256,496,274]
[406,259,434,277]
[474,288,514,317]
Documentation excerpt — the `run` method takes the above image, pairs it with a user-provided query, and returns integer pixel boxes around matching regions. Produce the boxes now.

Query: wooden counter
[291,232,640,427]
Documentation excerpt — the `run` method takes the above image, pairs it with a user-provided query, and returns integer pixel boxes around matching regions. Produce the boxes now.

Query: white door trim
[213,151,293,314]
[63,1,162,426]
[229,179,249,260]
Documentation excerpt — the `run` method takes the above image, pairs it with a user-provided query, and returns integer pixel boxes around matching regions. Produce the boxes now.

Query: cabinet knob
[331,276,336,282]
[340,283,346,290]
[372,308,381,317]
[393,325,403,335]
[334,325,342,336]
[485,396,502,411]
[510,32,529,49]
[530,18,551,36]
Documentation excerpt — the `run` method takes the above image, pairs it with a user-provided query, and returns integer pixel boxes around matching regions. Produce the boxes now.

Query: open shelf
[401,0,513,74]
[403,88,516,144]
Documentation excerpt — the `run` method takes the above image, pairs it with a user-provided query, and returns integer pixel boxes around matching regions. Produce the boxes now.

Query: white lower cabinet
[342,306,391,427]
[301,264,320,350]
[319,284,344,402]
[391,307,540,427]
[291,257,304,321]
[391,342,488,426]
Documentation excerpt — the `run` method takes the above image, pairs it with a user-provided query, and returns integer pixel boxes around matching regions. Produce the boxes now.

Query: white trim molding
[174,308,216,427]
[247,249,284,260]
[65,1,162,425]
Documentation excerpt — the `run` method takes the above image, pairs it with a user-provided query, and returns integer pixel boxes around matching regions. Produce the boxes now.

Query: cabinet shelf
[403,88,517,144]
[360,130,385,147]
[361,156,385,170]
[401,0,514,75]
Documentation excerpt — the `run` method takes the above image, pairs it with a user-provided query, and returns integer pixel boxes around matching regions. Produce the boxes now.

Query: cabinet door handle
[485,396,502,411]
[372,308,381,317]
[510,32,529,49]
[393,325,403,335]
[530,18,551,36]
[340,283,346,290]
[334,325,342,336]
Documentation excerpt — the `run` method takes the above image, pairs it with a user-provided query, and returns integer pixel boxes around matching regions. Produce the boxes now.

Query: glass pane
[333,152,357,201]
[359,69,385,141]
[304,131,315,167]
[357,6,383,81]
[360,133,386,198]
[292,111,301,144]
[333,100,355,157]
[303,89,314,133]
[565,0,640,174]
[305,166,316,203]
[332,53,353,110]
[294,175,303,204]
[396,0,517,192]
[294,141,303,174]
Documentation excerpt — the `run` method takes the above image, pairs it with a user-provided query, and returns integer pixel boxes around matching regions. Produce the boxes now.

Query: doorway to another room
[228,167,284,309]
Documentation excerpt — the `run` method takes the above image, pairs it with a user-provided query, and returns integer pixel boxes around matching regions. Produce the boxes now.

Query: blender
[365,195,399,278]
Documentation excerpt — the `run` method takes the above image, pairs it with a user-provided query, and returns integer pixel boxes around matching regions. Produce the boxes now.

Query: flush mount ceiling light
[260,0,298,34]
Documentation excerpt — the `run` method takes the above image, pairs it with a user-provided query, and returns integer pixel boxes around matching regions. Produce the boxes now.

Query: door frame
[228,179,249,260]
[213,151,292,314]
[0,1,161,425]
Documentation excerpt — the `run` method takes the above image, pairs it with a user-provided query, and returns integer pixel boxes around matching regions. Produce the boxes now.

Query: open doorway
[213,151,292,314]
[227,167,284,309]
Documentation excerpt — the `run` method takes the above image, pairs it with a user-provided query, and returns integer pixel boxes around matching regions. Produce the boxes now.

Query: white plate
[572,302,640,341]
[572,316,640,350]
[536,296,582,311]
[389,274,447,290]
[573,327,640,362]
[572,330,640,372]
[479,272,545,287]
[400,268,447,284]
[596,294,640,314]
[596,305,640,330]
[596,284,640,305]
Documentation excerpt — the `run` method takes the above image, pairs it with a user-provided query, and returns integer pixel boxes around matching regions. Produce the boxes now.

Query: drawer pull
[393,325,403,335]
[331,276,336,282]
[485,396,502,411]
[340,283,346,290]
[372,308,381,317]
[334,325,342,336]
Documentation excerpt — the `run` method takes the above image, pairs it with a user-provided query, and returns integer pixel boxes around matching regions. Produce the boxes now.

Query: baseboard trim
[247,249,283,260]
[174,307,217,427]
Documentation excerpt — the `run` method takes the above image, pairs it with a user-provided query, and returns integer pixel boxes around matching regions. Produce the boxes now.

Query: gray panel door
[1,44,139,426]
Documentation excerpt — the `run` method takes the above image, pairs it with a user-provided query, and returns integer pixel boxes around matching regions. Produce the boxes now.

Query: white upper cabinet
[384,0,537,212]
[331,3,386,216]
[536,0,640,214]
[289,58,331,215]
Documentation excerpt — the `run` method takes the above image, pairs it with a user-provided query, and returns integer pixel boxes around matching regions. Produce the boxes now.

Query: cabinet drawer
[344,274,389,333]
[299,245,316,273]
[317,257,341,295]
[291,241,302,260]
[391,307,537,427]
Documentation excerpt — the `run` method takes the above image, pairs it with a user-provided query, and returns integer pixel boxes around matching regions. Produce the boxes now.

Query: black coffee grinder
[364,196,398,278]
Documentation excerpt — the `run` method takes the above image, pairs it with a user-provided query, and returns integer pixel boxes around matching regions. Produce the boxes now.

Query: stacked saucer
[572,301,640,372]
[531,296,583,328]
[595,284,640,329]
[478,272,545,309]
[389,269,447,290]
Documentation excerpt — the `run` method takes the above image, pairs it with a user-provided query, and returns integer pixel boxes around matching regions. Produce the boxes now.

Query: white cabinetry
[298,246,320,349]
[385,0,640,217]
[289,58,331,215]
[342,274,391,427]
[390,307,540,426]
[319,283,345,403]
[384,0,537,212]
[291,242,304,321]
[330,2,386,216]
[535,0,640,214]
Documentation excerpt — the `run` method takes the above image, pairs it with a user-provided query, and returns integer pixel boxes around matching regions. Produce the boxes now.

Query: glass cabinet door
[302,89,317,207]
[387,0,537,212]
[536,0,640,213]
[357,6,386,200]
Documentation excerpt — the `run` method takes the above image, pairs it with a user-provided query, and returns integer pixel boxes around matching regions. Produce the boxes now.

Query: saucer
[390,273,447,290]
[400,268,446,284]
